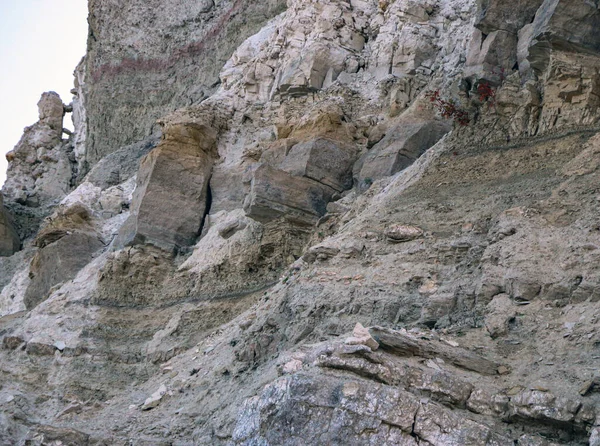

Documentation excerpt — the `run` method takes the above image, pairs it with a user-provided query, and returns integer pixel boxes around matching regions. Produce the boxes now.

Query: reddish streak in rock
[91,0,245,82]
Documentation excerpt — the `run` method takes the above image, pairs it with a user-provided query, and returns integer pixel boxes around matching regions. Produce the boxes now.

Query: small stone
[54,341,66,352]
[345,323,379,351]
[384,224,424,243]
[497,365,511,375]
[441,338,459,347]
[282,359,303,374]
[580,376,600,396]
[426,359,443,371]
[141,384,168,411]
[204,346,215,355]
[507,386,524,395]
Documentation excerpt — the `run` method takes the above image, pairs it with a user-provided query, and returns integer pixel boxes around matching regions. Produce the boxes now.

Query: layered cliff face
[1,0,600,445]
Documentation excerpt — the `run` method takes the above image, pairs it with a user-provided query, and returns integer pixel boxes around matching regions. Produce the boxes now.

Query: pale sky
[0,0,88,186]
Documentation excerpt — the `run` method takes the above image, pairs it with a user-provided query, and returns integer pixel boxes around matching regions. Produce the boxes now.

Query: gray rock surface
[78,0,287,171]
[357,119,451,184]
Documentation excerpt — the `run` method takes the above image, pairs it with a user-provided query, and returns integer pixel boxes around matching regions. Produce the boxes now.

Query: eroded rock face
[4,0,600,444]
[244,163,333,226]
[0,195,20,257]
[24,203,104,309]
[79,0,287,171]
[2,92,75,240]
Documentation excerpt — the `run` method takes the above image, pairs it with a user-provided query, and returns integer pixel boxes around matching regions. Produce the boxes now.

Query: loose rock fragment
[384,224,424,243]
[345,323,380,351]
[142,384,168,411]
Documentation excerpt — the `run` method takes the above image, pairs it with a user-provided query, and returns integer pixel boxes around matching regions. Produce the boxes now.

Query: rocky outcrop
[3,0,600,444]
[3,92,71,206]
[356,118,451,185]
[24,203,104,309]
[2,92,75,240]
[117,122,217,252]
[78,0,287,173]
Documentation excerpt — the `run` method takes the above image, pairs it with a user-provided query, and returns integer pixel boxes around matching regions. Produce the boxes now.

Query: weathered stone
[484,294,516,338]
[345,322,380,351]
[244,163,334,226]
[526,0,600,74]
[414,401,512,445]
[85,137,158,190]
[23,425,90,445]
[476,0,545,35]
[3,92,72,215]
[302,243,341,263]
[24,231,103,309]
[370,326,503,375]
[25,342,57,356]
[232,372,421,444]
[117,123,215,251]
[358,120,450,183]
[509,390,582,424]
[465,29,518,81]
[34,202,94,249]
[279,138,357,192]
[579,376,600,396]
[2,336,25,350]
[142,384,168,410]
[0,195,20,257]
[384,224,424,243]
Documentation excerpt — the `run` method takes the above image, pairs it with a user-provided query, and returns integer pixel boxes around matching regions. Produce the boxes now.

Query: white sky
[0,0,88,186]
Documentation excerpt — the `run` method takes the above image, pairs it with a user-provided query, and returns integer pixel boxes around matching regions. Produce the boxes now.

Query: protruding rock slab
[526,0,600,74]
[357,120,450,183]
[244,164,334,226]
[476,0,545,34]
[24,231,103,309]
[117,124,215,251]
[279,138,356,192]
[0,195,20,256]
[369,326,503,375]
[22,425,90,445]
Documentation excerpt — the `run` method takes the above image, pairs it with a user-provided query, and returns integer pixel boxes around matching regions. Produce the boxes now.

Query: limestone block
[476,0,544,34]
[279,138,356,192]
[465,29,518,81]
[24,231,104,309]
[526,0,600,74]
[117,124,215,252]
[244,164,334,226]
[357,120,450,183]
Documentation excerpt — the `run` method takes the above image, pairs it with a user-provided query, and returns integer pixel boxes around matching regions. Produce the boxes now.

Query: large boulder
[24,232,103,309]
[279,138,356,192]
[356,119,451,184]
[23,203,103,309]
[476,0,545,35]
[117,123,216,252]
[525,0,600,74]
[243,163,334,226]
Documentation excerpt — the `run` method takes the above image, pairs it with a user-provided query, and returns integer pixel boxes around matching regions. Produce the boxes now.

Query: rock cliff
[1,0,600,444]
